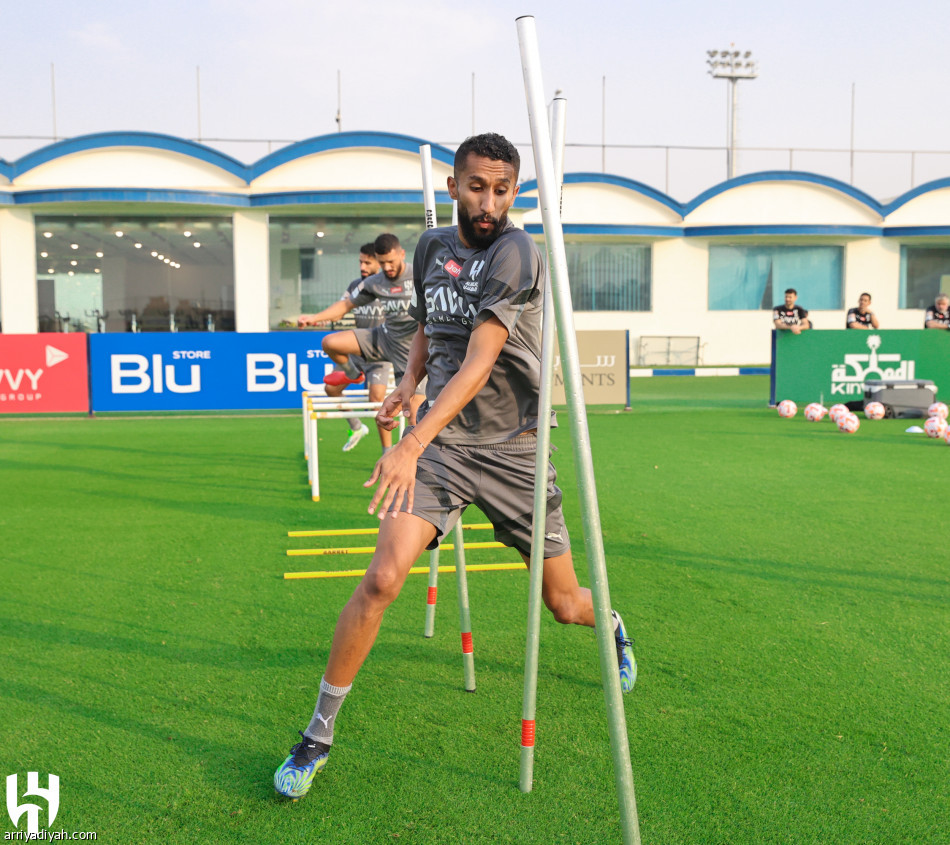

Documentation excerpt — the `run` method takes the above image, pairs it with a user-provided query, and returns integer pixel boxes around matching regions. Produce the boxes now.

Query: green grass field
[2,376,947,844]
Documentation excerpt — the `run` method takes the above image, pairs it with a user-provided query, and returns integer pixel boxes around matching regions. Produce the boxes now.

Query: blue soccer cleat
[612,610,637,693]
[274,731,330,800]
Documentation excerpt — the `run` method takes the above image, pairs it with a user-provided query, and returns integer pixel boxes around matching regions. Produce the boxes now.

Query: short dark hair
[374,233,401,255]
[454,133,521,180]
[785,288,797,296]
[359,242,376,257]
[860,292,872,300]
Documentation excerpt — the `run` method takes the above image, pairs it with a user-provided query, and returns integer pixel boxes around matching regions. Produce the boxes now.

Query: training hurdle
[301,390,406,501]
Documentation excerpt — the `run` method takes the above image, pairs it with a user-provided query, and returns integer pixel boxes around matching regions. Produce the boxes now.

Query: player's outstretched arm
[365,316,509,520]
[296,298,354,327]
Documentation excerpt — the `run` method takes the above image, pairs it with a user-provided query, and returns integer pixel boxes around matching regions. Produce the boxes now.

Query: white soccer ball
[864,401,886,420]
[924,416,948,439]
[928,402,949,420]
[777,399,797,418]
[837,412,860,433]
[804,402,827,422]
[944,427,950,445]
[829,403,850,423]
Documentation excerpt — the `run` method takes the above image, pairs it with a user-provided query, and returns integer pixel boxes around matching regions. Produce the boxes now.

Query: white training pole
[520,94,566,793]
[420,144,438,230]
[517,16,641,845]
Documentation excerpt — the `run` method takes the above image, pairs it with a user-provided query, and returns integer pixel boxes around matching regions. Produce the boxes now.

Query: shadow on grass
[615,541,950,604]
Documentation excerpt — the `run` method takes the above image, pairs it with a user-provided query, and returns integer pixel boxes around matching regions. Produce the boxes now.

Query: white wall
[0,208,39,332]
[233,210,269,332]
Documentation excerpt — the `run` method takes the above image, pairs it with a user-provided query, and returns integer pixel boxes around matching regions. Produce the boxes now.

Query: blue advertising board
[89,332,341,411]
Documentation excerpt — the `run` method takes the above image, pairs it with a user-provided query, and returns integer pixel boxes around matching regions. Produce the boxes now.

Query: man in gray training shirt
[311,232,425,424]
[273,133,636,801]
[297,243,392,452]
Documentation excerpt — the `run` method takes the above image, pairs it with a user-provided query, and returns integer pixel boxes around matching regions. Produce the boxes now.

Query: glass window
[268,218,426,329]
[35,216,234,332]
[708,244,843,311]
[560,241,652,312]
[899,245,950,309]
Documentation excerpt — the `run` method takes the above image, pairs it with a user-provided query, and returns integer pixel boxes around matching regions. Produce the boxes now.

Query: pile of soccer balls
[776,399,950,443]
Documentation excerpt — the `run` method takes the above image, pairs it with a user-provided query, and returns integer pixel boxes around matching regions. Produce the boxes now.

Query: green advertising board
[771,329,950,405]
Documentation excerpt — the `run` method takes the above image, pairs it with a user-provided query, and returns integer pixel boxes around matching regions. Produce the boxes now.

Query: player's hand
[790,324,801,335]
[296,314,318,327]
[376,381,415,431]
[364,438,420,519]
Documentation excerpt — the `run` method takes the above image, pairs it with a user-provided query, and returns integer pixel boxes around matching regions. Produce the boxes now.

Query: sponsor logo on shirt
[390,286,403,294]
[445,259,462,278]
[463,280,478,293]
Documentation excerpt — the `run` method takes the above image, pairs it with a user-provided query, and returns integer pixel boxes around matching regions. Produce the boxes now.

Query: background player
[296,243,395,453]
[300,233,425,426]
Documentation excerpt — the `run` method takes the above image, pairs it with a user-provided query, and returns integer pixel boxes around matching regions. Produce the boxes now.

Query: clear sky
[3,0,949,200]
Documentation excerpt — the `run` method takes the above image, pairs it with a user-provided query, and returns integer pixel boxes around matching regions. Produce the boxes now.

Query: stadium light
[706,46,758,179]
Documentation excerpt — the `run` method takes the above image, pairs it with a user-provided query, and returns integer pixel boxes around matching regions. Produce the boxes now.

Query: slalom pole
[424,546,440,638]
[453,521,476,691]
[520,93,566,794]
[419,143,446,640]
[517,16,641,845]
[418,143,474,655]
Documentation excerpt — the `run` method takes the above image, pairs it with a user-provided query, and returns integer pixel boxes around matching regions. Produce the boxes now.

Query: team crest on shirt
[444,259,462,278]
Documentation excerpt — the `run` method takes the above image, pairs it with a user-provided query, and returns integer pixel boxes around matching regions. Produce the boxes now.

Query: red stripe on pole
[427,586,437,605]
[521,719,536,747]
[461,631,474,654]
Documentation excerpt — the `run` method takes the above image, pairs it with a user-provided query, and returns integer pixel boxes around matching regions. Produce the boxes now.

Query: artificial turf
[1,376,947,844]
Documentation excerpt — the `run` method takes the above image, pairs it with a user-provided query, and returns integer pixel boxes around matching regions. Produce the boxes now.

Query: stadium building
[2,130,950,365]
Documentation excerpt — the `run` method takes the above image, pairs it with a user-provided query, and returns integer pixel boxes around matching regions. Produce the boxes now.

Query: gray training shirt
[348,264,415,356]
[342,277,384,330]
[409,221,549,445]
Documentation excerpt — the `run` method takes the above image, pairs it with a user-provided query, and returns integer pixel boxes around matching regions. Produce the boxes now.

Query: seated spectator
[846,292,880,329]
[924,294,950,329]
[773,288,811,335]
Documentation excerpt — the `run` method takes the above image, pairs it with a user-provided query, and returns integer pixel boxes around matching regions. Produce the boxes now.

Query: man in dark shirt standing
[274,133,636,801]
[924,294,950,329]
[773,288,811,334]
[846,292,880,330]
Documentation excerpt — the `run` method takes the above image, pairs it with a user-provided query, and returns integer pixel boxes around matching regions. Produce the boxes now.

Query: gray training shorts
[400,433,571,559]
[345,355,392,388]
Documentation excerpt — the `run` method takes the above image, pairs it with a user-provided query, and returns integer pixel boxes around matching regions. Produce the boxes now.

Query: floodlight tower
[706,48,758,179]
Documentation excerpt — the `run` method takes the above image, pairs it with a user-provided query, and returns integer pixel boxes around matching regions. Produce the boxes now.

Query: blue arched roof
[2,130,456,186]
[682,170,884,217]
[883,177,950,216]
[520,172,684,217]
[10,131,249,181]
[249,131,455,180]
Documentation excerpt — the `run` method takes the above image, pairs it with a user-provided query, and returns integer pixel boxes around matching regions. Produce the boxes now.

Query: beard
[458,207,507,249]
